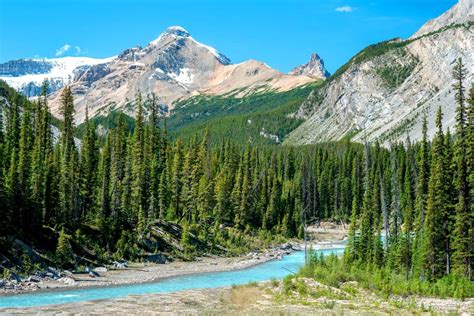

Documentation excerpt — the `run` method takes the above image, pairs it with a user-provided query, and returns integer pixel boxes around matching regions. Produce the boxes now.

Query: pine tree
[56,228,73,267]
[131,93,146,224]
[390,148,401,243]
[451,58,472,279]
[170,140,183,220]
[358,141,375,262]
[99,134,112,247]
[110,115,128,224]
[158,166,170,220]
[423,107,448,280]
[30,82,52,230]
[146,94,162,220]
[17,106,33,232]
[79,106,99,220]
[58,87,79,225]
[213,166,232,223]
[413,112,430,277]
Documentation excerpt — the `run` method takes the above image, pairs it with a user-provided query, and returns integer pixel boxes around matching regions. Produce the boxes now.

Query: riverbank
[1,221,348,296]
[0,241,305,296]
[3,277,472,315]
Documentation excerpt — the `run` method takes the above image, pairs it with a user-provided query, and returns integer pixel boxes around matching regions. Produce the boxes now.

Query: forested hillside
[167,83,318,144]
[298,59,474,299]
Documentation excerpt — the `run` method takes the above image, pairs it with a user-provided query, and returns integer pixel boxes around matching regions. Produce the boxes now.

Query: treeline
[344,58,473,284]
[0,80,366,264]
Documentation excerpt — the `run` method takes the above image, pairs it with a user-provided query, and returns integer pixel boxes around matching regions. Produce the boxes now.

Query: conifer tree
[17,106,32,232]
[30,82,52,229]
[99,134,112,247]
[170,140,183,220]
[451,58,472,279]
[110,115,128,224]
[56,228,73,267]
[423,107,448,280]
[131,93,146,224]
[59,87,79,225]
[79,106,99,220]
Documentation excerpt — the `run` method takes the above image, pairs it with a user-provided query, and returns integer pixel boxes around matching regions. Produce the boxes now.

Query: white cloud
[55,44,82,57]
[55,44,72,56]
[336,6,354,12]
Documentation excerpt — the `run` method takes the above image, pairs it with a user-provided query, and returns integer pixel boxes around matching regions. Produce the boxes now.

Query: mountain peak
[149,25,190,46]
[289,53,330,79]
[164,26,190,37]
[410,0,474,38]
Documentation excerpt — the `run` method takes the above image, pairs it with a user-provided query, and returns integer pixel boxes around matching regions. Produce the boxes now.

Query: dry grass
[229,284,264,307]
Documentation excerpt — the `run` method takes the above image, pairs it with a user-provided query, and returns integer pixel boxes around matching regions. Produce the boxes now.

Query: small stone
[59,277,76,285]
[94,267,108,272]
[27,276,41,283]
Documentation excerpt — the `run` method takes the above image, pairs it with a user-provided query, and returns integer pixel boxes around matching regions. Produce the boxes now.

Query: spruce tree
[131,93,146,225]
[30,82,52,230]
[79,106,99,220]
[451,58,472,279]
[58,87,79,225]
[423,107,448,280]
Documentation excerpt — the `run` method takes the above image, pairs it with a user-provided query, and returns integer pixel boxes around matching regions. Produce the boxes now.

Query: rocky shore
[0,242,304,296]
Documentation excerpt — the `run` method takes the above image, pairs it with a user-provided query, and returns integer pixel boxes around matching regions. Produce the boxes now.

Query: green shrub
[56,228,74,267]
[283,275,296,295]
[299,253,474,299]
[3,268,11,280]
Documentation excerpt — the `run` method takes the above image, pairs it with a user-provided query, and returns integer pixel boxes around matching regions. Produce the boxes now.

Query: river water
[0,248,344,308]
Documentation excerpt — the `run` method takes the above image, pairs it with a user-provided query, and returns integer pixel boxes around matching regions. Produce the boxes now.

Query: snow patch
[168,68,194,85]
[0,56,116,90]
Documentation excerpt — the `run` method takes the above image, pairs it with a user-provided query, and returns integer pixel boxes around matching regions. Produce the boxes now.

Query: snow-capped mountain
[289,53,330,79]
[31,26,314,123]
[286,0,473,146]
[0,56,116,97]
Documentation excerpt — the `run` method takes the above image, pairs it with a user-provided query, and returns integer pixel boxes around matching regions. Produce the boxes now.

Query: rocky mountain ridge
[286,0,473,146]
[289,53,330,79]
[1,26,325,124]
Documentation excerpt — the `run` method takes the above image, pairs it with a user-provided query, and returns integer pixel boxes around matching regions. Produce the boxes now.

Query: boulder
[34,271,46,278]
[279,243,293,250]
[59,277,76,285]
[10,272,22,282]
[27,276,41,283]
[85,267,100,277]
[88,271,100,278]
[112,260,128,269]
[46,267,61,278]
[144,254,167,264]
[94,267,108,273]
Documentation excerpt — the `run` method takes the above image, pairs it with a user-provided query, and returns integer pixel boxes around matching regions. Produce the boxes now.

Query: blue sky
[0,0,457,73]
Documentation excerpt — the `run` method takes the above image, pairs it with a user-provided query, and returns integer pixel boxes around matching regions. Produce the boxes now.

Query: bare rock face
[411,0,473,38]
[286,0,474,146]
[42,26,314,123]
[289,53,330,79]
